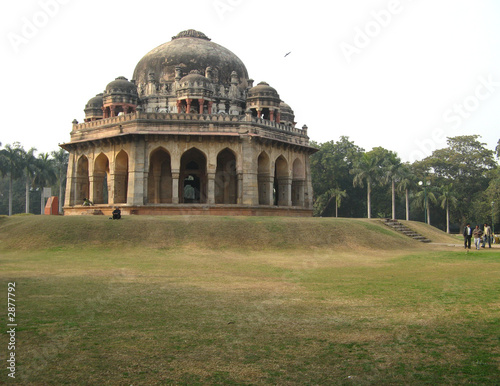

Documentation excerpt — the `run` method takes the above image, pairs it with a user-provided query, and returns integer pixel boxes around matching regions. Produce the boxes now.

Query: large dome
[133,29,249,89]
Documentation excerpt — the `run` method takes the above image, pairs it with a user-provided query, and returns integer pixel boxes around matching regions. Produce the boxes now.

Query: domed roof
[133,29,249,89]
[280,101,293,113]
[248,82,280,99]
[105,77,137,94]
[85,93,103,108]
[180,71,211,86]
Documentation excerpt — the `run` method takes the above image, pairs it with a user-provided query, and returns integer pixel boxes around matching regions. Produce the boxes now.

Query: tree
[35,153,57,214]
[412,186,437,225]
[382,153,403,220]
[51,148,69,213]
[350,152,381,219]
[318,187,347,217]
[438,183,458,233]
[419,135,496,226]
[396,164,417,221]
[19,146,38,214]
[0,143,23,216]
[310,137,364,217]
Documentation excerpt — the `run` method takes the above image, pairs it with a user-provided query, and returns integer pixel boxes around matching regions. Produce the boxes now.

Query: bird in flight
[284,51,291,57]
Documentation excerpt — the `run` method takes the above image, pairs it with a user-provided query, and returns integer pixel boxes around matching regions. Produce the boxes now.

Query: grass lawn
[1,215,499,384]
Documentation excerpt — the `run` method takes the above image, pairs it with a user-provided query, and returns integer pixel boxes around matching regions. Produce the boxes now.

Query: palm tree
[320,187,348,217]
[51,149,69,214]
[439,183,458,233]
[396,164,417,221]
[0,143,23,216]
[350,153,380,219]
[19,146,38,214]
[382,157,402,220]
[412,188,437,225]
[35,153,57,214]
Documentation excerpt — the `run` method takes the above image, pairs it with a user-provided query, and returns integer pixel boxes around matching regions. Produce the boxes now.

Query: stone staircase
[381,219,432,243]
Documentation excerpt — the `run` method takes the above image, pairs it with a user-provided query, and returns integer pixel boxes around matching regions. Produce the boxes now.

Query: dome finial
[172,30,211,41]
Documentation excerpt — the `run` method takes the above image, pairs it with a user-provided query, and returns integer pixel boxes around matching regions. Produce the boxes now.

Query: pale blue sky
[1,0,499,162]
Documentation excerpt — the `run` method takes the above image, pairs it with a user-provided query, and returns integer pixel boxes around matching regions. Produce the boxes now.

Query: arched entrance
[114,150,129,204]
[179,148,207,203]
[292,158,305,207]
[75,155,89,204]
[148,148,172,203]
[215,148,237,204]
[274,156,289,206]
[93,153,110,204]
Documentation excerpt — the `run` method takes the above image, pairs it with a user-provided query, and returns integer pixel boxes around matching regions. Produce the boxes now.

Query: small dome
[179,71,212,88]
[248,82,280,99]
[105,76,137,94]
[85,93,103,108]
[280,101,293,113]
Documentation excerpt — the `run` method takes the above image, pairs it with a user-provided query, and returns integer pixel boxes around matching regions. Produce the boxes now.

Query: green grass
[0,216,499,384]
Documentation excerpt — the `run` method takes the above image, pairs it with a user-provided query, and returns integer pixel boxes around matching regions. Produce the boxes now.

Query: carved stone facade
[61,30,315,216]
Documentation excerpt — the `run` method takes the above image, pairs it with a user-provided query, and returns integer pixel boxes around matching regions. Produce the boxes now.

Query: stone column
[292,179,305,207]
[198,99,205,114]
[127,137,146,205]
[277,177,292,207]
[207,101,213,114]
[64,152,76,207]
[186,99,192,114]
[270,110,275,122]
[237,172,243,204]
[171,170,179,204]
[240,136,259,206]
[207,171,216,205]
[108,173,116,204]
[258,174,273,205]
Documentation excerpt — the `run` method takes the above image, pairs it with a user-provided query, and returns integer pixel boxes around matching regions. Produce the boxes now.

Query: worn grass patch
[0,216,499,384]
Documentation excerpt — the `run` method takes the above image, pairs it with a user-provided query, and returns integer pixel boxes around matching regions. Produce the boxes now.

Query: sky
[1,0,499,163]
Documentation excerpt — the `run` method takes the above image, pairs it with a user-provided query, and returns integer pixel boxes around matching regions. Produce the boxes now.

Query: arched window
[179,148,207,203]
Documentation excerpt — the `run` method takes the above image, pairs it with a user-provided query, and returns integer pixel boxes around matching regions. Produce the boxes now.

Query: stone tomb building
[61,30,315,216]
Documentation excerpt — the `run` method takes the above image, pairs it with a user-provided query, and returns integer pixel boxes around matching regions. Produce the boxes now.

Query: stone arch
[179,147,207,203]
[215,148,237,204]
[257,151,272,205]
[148,147,172,204]
[292,158,305,207]
[113,150,129,204]
[274,155,290,206]
[75,155,89,204]
[93,153,110,204]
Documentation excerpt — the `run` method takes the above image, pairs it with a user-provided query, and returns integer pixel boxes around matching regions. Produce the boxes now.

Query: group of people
[463,223,494,250]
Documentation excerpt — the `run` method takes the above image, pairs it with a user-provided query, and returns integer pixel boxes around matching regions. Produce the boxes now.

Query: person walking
[463,223,472,249]
[482,223,492,248]
[473,225,483,250]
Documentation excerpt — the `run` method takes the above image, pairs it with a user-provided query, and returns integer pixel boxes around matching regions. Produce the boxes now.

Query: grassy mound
[0,215,441,251]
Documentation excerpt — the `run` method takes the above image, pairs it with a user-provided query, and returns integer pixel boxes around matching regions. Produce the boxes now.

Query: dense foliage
[311,135,499,233]
[0,142,68,215]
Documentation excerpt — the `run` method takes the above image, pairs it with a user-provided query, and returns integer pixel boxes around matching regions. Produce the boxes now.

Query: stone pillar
[207,101,213,114]
[186,99,192,114]
[270,110,275,122]
[257,109,262,119]
[127,137,146,205]
[277,177,292,207]
[258,174,273,205]
[176,100,182,113]
[292,179,305,207]
[171,171,179,204]
[207,171,216,205]
[276,111,281,124]
[64,152,76,207]
[108,173,116,204]
[198,99,205,114]
[153,171,161,204]
[240,136,259,206]
[237,172,243,204]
